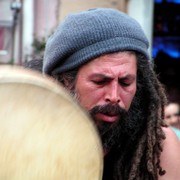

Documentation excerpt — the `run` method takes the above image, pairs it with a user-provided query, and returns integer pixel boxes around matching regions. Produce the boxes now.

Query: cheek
[122,86,136,110]
[75,84,103,110]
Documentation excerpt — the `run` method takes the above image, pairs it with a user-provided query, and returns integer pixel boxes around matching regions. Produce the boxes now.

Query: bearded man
[38,8,180,180]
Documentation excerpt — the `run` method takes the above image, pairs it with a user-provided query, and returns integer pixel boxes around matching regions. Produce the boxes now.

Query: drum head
[0,65,103,180]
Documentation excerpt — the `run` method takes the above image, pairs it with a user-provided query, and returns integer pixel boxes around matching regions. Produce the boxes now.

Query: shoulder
[171,127,180,140]
[158,127,180,180]
[162,127,180,145]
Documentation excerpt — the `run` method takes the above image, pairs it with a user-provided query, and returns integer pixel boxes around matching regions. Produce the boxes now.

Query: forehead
[78,51,137,75]
[165,104,180,114]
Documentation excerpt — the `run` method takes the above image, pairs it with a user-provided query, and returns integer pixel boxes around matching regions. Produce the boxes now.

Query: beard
[89,103,129,152]
[68,81,147,179]
[71,89,146,155]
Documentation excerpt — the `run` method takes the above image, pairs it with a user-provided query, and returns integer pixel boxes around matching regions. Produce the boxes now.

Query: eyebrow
[119,75,136,81]
[89,74,112,79]
[89,73,136,80]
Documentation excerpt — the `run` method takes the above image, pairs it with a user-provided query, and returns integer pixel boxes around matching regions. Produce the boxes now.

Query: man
[36,8,180,179]
[164,102,180,140]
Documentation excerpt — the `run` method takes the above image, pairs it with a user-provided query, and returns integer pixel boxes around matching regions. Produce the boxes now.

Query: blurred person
[26,8,180,180]
[164,102,180,140]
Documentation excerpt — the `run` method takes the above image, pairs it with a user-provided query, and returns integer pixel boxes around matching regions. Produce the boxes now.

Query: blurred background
[0,0,180,102]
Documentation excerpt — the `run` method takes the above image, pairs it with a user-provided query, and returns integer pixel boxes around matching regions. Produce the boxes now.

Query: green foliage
[32,36,46,55]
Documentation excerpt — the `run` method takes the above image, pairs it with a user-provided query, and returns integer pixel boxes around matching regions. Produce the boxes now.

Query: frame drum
[0,65,103,180]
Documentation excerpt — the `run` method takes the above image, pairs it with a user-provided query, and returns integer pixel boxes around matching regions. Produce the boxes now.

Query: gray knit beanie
[43,8,149,75]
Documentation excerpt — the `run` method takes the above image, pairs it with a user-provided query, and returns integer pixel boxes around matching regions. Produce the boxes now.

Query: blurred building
[0,0,59,64]
[0,0,14,63]
[0,0,154,64]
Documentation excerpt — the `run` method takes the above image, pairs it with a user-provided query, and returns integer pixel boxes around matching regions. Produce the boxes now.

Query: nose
[105,82,120,104]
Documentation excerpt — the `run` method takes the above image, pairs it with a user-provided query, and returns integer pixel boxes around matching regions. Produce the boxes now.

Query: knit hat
[43,8,150,75]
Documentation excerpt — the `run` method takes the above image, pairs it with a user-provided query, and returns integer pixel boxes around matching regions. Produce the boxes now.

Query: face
[75,51,137,117]
[164,103,180,128]
[74,52,137,152]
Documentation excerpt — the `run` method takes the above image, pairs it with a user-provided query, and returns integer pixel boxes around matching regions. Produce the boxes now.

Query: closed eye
[118,75,136,87]
[119,80,131,87]
[119,78,135,87]
[93,79,109,85]
[90,74,112,86]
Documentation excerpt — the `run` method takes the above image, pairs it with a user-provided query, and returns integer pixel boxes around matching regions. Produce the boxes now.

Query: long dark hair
[102,53,167,180]
[53,52,167,180]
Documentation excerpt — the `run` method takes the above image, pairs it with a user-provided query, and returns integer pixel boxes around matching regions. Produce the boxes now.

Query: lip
[95,113,119,123]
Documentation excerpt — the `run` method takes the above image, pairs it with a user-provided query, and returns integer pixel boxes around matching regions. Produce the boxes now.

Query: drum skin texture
[0,65,103,180]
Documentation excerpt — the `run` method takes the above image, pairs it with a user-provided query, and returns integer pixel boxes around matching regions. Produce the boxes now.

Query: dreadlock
[52,52,168,180]
[126,53,168,180]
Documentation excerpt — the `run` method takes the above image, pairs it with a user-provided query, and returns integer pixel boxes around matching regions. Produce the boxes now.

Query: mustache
[89,103,128,150]
[89,103,128,136]
[89,103,127,116]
